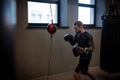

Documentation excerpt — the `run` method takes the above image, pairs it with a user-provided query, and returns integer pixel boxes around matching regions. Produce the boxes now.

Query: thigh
[80,54,92,74]
[75,53,92,73]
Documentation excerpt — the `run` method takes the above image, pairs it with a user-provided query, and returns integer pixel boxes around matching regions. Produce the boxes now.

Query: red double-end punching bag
[47,23,57,36]
[47,23,57,80]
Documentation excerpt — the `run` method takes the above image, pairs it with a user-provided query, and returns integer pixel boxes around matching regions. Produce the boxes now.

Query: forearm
[77,47,94,54]
[84,47,95,53]
[70,40,76,46]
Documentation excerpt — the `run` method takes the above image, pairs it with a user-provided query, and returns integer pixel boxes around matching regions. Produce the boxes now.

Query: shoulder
[85,31,93,39]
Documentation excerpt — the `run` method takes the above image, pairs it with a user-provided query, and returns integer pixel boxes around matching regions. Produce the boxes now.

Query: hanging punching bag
[100,4,120,73]
[47,23,57,35]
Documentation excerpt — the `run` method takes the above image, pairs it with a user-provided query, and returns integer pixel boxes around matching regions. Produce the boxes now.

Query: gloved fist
[64,33,73,42]
[72,46,80,57]
[72,45,86,57]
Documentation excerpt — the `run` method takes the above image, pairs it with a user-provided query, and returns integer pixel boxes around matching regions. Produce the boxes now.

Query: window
[27,0,60,27]
[78,0,95,25]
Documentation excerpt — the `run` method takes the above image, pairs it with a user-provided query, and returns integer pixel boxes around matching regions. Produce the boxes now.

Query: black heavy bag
[100,4,120,73]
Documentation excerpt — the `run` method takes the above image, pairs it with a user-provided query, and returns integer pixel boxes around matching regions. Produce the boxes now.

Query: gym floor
[32,66,120,80]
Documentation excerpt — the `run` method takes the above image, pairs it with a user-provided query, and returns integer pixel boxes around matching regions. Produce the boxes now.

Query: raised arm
[64,33,76,46]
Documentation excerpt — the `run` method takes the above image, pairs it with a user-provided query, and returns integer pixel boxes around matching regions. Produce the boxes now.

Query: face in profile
[74,25,82,33]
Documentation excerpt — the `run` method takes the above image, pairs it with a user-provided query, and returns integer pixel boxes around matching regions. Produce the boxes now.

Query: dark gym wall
[0,0,16,80]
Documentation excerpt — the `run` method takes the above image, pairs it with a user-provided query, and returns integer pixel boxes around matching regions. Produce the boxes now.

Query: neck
[80,28,85,33]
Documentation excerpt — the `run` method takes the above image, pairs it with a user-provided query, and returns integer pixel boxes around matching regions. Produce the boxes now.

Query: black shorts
[75,53,92,74]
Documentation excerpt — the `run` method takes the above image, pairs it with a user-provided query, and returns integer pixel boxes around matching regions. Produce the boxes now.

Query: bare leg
[73,72,81,80]
[86,71,96,80]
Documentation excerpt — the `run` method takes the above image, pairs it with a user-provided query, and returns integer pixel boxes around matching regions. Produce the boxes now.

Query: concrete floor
[32,66,120,80]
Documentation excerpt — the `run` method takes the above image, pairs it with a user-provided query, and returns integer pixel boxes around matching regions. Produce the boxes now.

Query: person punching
[64,21,96,80]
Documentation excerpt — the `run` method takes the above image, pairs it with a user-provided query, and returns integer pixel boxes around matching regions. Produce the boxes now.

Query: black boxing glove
[72,46,79,57]
[64,34,73,41]
[72,45,86,57]
[64,34,74,45]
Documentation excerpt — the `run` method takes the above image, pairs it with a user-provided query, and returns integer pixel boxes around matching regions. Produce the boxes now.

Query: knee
[73,72,78,76]
[81,70,87,74]
[73,72,80,77]
[73,72,80,80]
